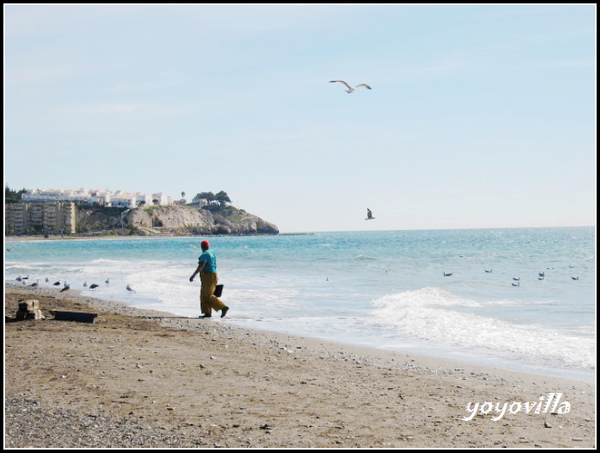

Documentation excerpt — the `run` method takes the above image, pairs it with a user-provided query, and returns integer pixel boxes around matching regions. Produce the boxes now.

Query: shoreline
[5,285,596,448]
[5,281,594,385]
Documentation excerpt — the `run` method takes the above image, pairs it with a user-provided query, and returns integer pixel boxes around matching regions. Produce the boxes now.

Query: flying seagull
[365,208,375,220]
[329,80,372,94]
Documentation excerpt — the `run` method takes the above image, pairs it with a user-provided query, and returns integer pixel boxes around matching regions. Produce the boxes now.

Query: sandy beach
[4,285,596,448]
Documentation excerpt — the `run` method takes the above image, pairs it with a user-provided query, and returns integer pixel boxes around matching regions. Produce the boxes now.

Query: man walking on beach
[189,240,229,319]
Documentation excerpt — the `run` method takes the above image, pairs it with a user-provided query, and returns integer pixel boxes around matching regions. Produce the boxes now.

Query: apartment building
[5,202,76,235]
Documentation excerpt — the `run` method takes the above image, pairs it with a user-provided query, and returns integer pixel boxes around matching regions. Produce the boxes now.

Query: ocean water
[5,227,595,381]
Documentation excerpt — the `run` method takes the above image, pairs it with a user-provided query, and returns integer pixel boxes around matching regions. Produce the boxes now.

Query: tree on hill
[193,191,231,208]
[5,186,27,203]
[215,191,231,208]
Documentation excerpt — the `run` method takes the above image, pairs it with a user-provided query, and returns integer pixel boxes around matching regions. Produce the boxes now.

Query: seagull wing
[329,80,352,90]
[356,83,372,90]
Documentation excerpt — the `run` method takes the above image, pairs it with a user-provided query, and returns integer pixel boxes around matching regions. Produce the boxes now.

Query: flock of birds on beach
[14,275,137,294]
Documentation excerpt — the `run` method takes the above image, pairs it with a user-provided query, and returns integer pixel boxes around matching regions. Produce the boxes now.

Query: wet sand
[4,285,596,448]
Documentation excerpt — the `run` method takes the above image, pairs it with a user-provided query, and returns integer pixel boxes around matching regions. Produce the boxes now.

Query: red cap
[201,240,210,249]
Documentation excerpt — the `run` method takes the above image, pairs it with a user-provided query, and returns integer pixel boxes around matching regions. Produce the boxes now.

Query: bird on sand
[443,272,453,277]
[60,282,70,292]
[329,80,372,93]
[126,284,136,293]
[89,283,99,289]
[365,208,375,220]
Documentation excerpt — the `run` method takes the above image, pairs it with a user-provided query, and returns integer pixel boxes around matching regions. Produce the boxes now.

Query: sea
[5,227,596,382]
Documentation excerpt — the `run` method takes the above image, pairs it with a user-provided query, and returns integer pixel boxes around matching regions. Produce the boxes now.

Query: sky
[4,4,596,233]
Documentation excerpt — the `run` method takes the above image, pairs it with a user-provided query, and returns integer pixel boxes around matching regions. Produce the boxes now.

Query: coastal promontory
[5,187,278,237]
[77,205,279,236]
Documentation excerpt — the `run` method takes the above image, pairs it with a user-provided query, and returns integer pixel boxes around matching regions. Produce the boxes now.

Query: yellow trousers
[200,271,226,315]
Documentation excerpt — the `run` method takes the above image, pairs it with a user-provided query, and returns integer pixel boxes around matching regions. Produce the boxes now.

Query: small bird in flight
[365,208,375,220]
[329,80,372,94]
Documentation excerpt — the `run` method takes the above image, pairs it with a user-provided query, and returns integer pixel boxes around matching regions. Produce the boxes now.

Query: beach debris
[52,311,98,323]
[16,299,45,320]
[329,80,372,94]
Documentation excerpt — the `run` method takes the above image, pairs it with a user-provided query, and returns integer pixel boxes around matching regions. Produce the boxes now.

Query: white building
[110,191,138,208]
[152,192,172,206]
[21,188,173,207]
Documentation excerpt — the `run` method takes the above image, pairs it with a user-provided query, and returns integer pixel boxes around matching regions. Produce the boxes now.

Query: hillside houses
[21,188,173,208]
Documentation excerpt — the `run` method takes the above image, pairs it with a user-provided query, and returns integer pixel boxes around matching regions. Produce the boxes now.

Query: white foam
[370,288,596,369]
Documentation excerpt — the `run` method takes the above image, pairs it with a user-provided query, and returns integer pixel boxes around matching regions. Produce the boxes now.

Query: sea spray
[370,288,595,370]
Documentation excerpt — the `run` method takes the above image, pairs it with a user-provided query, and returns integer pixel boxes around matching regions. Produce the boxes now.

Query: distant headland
[4,187,279,237]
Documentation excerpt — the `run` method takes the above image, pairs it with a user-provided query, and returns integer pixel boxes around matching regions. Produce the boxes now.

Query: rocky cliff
[76,205,278,236]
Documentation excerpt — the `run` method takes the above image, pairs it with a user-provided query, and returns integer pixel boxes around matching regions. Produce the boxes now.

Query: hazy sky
[4,4,596,233]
